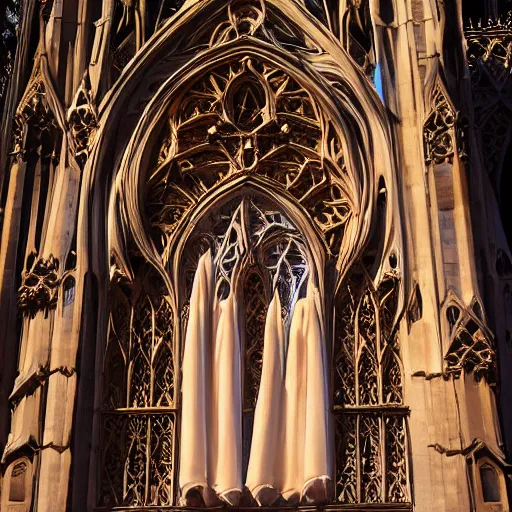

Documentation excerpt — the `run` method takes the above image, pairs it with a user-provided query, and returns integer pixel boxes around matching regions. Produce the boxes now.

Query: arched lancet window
[480,464,500,503]
[101,270,176,507]
[99,3,409,508]
[1,457,33,512]
[475,457,507,510]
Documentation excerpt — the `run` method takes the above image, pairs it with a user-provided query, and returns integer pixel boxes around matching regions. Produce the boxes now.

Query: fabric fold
[179,251,243,506]
[247,285,332,505]
[302,285,332,504]
[282,297,307,504]
[301,285,332,504]
[179,251,331,507]
[245,290,286,506]
[211,292,243,505]
[179,251,214,504]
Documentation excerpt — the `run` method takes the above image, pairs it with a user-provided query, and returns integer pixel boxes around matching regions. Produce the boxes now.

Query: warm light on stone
[0,1,510,511]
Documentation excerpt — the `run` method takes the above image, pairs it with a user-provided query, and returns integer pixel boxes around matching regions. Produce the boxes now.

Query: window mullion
[145,415,152,505]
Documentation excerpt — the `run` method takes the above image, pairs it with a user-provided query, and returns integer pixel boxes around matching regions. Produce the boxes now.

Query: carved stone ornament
[444,296,496,382]
[466,14,512,86]
[334,269,408,504]
[147,56,351,257]
[11,72,59,161]
[423,86,457,166]
[18,255,60,317]
[464,16,512,239]
[67,72,98,168]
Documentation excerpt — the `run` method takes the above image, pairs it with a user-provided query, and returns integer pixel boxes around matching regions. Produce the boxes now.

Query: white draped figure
[180,250,332,506]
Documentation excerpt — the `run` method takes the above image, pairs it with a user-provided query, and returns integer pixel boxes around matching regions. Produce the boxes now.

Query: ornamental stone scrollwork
[423,86,456,166]
[18,254,60,318]
[67,72,98,169]
[147,56,351,257]
[444,296,496,382]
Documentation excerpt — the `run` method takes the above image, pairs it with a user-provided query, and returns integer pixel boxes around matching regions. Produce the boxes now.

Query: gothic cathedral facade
[0,0,511,511]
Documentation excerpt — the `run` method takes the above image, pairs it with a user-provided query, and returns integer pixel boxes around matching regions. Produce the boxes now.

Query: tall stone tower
[0,0,511,511]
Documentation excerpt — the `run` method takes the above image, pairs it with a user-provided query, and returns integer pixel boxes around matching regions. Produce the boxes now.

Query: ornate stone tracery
[334,269,408,504]
[423,86,457,166]
[18,255,60,317]
[443,296,496,382]
[101,270,176,507]
[147,56,351,258]
[67,73,98,169]
[11,73,60,161]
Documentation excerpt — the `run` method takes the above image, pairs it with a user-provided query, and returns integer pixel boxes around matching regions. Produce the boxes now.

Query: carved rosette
[444,298,496,382]
[18,255,60,317]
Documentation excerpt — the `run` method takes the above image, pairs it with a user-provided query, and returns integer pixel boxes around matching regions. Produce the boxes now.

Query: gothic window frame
[333,267,410,505]
[1,456,33,512]
[473,455,509,512]
[91,1,406,509]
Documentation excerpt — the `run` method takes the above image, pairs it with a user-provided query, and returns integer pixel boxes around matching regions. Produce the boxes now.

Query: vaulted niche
[101,4,409,506]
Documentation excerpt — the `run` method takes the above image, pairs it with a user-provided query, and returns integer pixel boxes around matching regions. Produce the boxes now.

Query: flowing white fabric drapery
[246,285,332,505]
[179,252,332,506]
[179,250,243,506]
